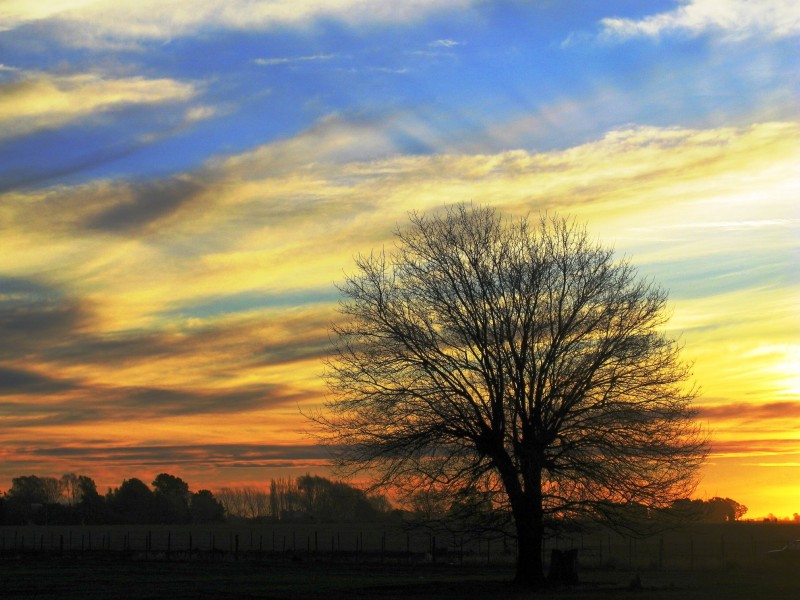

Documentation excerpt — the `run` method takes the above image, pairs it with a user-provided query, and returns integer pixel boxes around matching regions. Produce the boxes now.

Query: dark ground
[1,558,800,600]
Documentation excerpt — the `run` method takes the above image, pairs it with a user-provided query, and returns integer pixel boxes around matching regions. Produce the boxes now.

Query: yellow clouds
[0,72,196,139]
[0,0,474,45]
[1,114,797,509]
[6,116,797,334]
[0,0,98,29]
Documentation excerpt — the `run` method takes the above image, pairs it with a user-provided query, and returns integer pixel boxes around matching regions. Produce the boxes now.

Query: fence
[2,522,799,570]
[544,522,800,570]
[0,523,518,565]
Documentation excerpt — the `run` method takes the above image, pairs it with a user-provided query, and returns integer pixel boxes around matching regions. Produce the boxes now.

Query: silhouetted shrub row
[0,472,747,527]
[0,472,393,526]
[0,473,225,525]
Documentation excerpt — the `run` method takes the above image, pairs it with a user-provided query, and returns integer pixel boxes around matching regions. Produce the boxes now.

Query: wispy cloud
[699,401,800,423]
[429,38,461,47]
[0,72,196,140]
[254,54,335,66]
[27,442,330,466]
[0,442,332,488]
[0,366,77,396]
[597,0,800,43]
[1,113,796,500]
[85,176,205,233]
[710,439,800,457]
[1,0,475,46]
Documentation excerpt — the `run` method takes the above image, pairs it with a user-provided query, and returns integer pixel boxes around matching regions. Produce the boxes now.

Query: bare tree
[269,477,302,519]
[317,204,707,586]
[216,486,270,520]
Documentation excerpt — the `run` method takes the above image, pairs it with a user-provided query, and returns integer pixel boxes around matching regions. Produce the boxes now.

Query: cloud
[0,366,77,396]
[0,115,796,484]
[698,401,800,422]
[85,176,205,233]
[0,380,309,427]
[0,442,332,481]
[429,39,461,47]
[0,277,90,356]
[710,439,800,457]
[254,54,336,66]
[596,0,800,43]
[183,105,218,124]
[112,383,308,418]
[20,443,332,471]
[1,0,475,46]
[0,72,196,140]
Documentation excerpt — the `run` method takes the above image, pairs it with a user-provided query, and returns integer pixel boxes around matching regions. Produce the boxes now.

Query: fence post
[690,537,694,570]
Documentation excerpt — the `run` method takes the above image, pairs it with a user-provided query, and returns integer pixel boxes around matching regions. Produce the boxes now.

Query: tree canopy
[319,204,708,586]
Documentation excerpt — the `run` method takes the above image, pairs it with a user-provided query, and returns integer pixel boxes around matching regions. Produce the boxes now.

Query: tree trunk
[511,495,546,587]
[494,453,547,588]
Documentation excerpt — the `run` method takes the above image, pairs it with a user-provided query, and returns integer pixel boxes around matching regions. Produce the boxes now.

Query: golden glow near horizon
[1,1,798,517]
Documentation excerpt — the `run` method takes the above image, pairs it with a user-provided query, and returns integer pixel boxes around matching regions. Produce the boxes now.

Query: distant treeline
[0,472,747,527]
[0,473,392,526]
[669,497,748,523]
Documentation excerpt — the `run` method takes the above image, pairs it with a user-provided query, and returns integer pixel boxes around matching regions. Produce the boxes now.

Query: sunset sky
[0,0,798,518]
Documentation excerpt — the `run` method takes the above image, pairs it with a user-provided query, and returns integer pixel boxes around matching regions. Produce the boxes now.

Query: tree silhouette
[153,473,191,523]
[318,204,707,586]
[296,474,385,522]
[107,478,156,524]
[189,489,225,523]
[5,475,63,523]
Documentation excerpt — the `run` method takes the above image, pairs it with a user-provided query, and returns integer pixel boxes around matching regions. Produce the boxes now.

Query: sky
[0,0,798,518]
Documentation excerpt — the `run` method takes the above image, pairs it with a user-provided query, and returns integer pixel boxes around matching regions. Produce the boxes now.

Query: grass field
[2,557,800,599]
